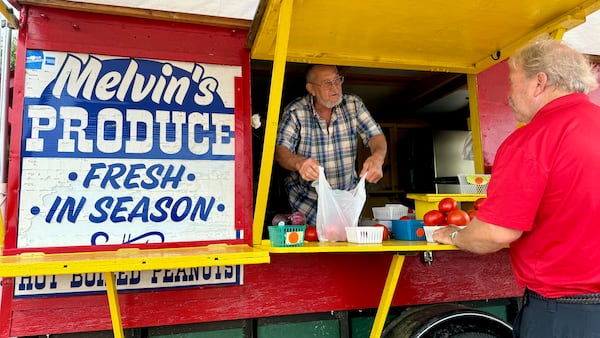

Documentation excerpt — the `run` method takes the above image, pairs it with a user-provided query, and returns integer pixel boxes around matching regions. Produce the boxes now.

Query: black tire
[382,303,513,338]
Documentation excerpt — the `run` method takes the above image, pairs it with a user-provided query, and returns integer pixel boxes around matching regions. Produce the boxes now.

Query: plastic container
[423,225,466,243]
[345,226,383,244]
[423,226,444,242]
[392,220,426,240]
[458,174,491,194]
[372,206,406,220]
[385,204,409,217]
[268,225,306,247]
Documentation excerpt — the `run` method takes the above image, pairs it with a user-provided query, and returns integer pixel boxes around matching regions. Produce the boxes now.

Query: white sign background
[18,51,241,248]
[13,265,242,297]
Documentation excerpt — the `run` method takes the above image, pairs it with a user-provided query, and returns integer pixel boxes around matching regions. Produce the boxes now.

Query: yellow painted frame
[0,245,270,337]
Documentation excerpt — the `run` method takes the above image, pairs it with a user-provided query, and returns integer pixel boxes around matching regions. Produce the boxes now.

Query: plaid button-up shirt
[276,93,383,225]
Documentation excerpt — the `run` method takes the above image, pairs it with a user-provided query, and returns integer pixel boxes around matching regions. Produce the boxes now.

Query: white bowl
[423,226,444,242]
[423,225,466,243]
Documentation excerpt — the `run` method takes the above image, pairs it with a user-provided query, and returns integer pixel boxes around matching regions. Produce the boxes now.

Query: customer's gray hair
[509,39,598,93]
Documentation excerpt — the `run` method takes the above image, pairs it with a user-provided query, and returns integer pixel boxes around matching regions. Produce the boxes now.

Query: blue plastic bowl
[392,220,426,240]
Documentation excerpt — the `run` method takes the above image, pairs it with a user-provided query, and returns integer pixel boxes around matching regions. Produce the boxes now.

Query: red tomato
[423,210,445,226]
[374,224,390,240]
[474,197,487,210]
[304,226,318,241]
[399,215,411,220]
[438,197,458,213]
[446,210,470,226]
[467,209,478,220]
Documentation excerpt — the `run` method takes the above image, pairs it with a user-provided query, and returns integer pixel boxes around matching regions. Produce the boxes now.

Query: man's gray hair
[509,39,598,93]
[305,64,338,84]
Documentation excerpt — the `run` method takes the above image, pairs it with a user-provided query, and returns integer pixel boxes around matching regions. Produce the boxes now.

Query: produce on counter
[437,197,458,212]
[374,223,390,240]
[288,211,306,225]
[446,209,470,226]
[474,197,487,210]
[304,226,318,241]
[422,197,474,226]
[423,210,445,226]
[271,211,307,226]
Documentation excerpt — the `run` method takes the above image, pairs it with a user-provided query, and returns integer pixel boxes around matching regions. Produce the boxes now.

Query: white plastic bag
[314,166,367,242]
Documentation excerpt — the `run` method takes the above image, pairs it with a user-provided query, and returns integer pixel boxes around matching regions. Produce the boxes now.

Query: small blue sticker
[45,56,56,66]
[26,50,44,69]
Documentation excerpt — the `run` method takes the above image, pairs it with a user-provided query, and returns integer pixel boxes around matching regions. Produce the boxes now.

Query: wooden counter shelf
[256,239,457,253]
[0,244,270,338]
[0,244,270,277]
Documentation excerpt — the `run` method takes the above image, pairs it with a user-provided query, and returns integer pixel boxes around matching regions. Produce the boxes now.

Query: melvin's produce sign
[16,50,244,295]
[19,51,241,248]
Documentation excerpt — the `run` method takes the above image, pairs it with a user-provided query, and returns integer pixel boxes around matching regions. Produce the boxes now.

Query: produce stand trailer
[0,0,599,337]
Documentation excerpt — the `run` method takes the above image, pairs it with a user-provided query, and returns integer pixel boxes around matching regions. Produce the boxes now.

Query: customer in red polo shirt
[433,39,600,337]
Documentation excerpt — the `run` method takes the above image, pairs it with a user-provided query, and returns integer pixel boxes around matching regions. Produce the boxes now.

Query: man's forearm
[275,145,304,172]
[368,134,387,163]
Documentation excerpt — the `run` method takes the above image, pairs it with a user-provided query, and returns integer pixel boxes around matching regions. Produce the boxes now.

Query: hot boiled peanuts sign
[19,51,241,248]
[12,50,245,295]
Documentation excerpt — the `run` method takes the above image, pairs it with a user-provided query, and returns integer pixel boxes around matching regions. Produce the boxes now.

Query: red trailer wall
[477,59,600,171]
[5,250,521,336]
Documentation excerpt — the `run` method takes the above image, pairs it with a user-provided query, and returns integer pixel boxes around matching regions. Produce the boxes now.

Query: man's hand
[432,225,461,245]
[275,145,320,181]
[361,134,386,183]
[432,218,523,254]
[298,158,320,181]
[360,155,384,183]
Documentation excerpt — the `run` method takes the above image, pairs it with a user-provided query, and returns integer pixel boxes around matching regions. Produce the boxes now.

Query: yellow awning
[248,0,600,73]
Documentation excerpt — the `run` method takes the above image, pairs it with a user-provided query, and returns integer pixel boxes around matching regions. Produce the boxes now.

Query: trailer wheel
[382,303,513,338]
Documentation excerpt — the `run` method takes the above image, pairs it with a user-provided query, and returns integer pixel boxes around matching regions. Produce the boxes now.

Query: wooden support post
[104,271,125,338]
[370,254,405,338]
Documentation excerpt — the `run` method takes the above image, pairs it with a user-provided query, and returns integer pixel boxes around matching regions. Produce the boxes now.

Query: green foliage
[10,34,15,70]
[0,30,17,71]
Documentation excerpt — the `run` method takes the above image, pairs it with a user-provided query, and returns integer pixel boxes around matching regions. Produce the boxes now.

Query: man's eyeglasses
[312,76,344,89]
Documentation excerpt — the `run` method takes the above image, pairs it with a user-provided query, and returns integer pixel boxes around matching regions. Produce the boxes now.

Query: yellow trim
[0,245,269,337]
[0,1,19,29]
[467,74,485,174]
[0,210,4,250]
[370,254,405,338]
[104,271,125,338]
[256,239,457,253]
[252,0,295,245]
[0,244,269,277]
[551,28,567,40]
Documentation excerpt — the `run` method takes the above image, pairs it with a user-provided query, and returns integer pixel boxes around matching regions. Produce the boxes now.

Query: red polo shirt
[477,93,600,298]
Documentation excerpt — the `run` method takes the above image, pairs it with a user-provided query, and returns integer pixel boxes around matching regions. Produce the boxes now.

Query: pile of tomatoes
[423,197,486,226]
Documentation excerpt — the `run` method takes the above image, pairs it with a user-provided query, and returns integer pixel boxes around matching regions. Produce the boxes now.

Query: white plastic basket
[345,226,383,244]
[372,206,407,220]
[458,174,491,194]
[424,225,466,243]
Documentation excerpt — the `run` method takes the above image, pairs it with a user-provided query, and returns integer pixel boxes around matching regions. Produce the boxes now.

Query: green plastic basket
[268,225,306,247]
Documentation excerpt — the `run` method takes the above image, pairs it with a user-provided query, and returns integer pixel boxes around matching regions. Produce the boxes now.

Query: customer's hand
[432,225,461,245]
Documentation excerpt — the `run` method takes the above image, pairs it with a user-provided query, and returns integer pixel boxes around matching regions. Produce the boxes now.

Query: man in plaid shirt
[275,64,387,226]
